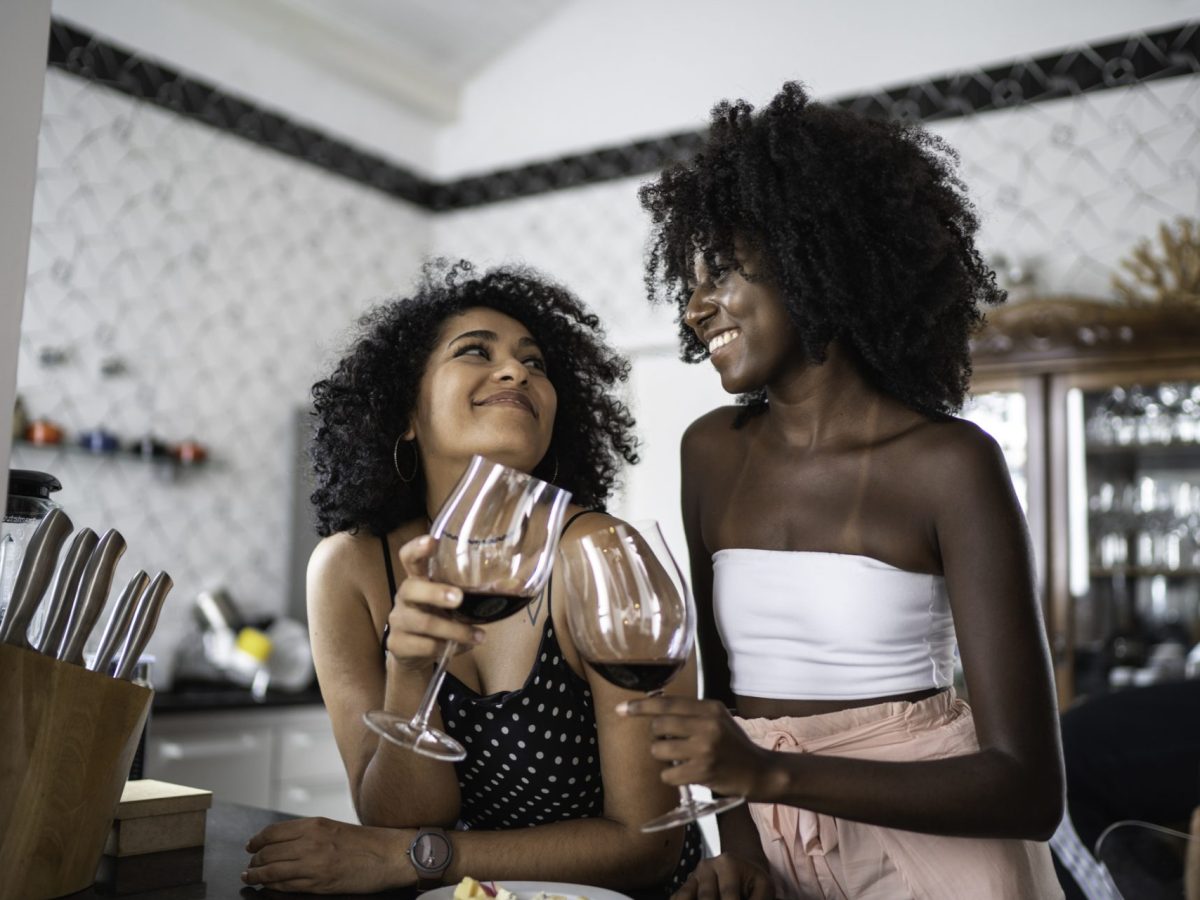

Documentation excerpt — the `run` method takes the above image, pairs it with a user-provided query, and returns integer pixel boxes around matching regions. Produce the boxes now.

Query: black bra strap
[381,534,398,598]
[559,509,598,536]
[381,534,397,653]
[544,509,600,611]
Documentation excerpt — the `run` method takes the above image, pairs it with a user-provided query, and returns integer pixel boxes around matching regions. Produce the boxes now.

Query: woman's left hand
[243,817,414,894]
[617,696,770,798]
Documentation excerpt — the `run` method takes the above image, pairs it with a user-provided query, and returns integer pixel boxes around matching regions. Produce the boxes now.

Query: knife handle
[35,527,98,656]
[89,570,149,674]
[115,571,173,680]
[59,529,126,665]
[0,508,73,647]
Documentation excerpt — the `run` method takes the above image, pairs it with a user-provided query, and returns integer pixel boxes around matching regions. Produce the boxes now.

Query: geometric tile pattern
[937,75,1200,299]
[14,70,428,684]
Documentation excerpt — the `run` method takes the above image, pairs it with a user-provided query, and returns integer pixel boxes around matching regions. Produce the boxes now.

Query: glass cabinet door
[1065,380,1200,697]
[963,385,1047,600]
[962,390,1030,513]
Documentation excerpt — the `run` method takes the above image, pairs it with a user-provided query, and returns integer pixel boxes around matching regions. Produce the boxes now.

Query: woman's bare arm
[307,534,461,827]
[682,417,772,872]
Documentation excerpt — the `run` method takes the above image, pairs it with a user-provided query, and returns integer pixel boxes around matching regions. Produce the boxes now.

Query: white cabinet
[147,705,356,822]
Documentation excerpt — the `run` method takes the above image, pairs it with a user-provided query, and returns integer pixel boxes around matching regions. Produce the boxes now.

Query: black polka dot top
[440,616,602,828]
[379,516,702,893]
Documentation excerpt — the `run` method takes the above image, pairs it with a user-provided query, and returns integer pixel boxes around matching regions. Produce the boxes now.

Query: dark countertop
[66,801,411,900]
[61,802,663,900]
[153,682,324,713]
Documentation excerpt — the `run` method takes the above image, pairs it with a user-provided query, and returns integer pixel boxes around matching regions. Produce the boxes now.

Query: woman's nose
[683,287,716,333]
[492,356,528,384]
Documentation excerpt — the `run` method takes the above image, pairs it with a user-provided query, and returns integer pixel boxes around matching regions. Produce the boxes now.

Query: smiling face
[683,247,806,395]
[407,306,557,477]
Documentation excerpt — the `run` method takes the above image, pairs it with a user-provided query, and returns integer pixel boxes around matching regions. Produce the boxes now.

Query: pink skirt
[735,690,1063,900]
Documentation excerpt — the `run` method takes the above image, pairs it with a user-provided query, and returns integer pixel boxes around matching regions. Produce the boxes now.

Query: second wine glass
[364,455,571,761]
[565,520,745,832]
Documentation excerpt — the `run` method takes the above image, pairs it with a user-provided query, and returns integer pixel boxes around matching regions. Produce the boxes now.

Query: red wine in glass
[585,658,686,693]
[453,590,536,625]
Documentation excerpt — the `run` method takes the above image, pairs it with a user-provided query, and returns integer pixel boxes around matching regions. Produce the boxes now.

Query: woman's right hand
[672,853,774,900]
[385,535,485,671]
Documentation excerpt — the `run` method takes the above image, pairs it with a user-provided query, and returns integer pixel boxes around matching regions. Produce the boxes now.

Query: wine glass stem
[644,688,699,811]
[676,784,700,812]
[409,639,458,731]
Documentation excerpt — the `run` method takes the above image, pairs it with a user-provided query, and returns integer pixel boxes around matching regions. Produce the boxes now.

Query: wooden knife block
[0,643,151,900]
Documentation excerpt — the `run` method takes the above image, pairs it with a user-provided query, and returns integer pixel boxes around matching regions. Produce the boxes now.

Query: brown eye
[453,343,490,360]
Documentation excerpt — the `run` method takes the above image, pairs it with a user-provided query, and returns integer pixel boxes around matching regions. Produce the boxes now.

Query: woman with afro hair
[242,261,702,894]
[620,83,1065,898]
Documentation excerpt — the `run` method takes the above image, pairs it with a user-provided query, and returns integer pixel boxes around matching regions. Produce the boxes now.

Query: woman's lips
[476,390,537,417]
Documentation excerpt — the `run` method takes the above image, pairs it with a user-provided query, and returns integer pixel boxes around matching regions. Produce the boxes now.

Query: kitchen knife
[88,569,149,674]
[0,507,73,648]
[35,527,98,656]
[114,571,172,680]
[57,529,126,664]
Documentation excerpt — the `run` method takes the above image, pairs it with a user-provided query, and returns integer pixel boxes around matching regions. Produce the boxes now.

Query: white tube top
[712,548,957,700]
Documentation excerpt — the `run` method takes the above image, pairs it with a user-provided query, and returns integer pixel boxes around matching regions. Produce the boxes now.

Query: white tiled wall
[13,71,430,682]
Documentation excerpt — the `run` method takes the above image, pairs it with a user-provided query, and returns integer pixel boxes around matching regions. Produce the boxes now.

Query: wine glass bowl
[564,520,745,832]
[566,523,692,692]
[364,455,571,761]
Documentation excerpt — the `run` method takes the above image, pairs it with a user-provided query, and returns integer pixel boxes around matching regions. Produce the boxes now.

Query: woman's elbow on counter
[625,827,685,887]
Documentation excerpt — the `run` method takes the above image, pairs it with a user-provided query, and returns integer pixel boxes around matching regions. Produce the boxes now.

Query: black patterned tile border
[47,18,1199,212]
[46,19,433,207]
[833,21,1200,123]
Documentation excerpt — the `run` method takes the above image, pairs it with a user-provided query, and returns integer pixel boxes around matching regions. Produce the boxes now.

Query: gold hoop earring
[393,436,418,484]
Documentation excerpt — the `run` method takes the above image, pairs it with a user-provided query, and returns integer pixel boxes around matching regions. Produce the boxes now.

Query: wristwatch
[408,827,453,889]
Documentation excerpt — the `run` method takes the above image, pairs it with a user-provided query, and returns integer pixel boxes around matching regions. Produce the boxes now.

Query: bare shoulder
[307,521,424,600]
[308,530,378,581]
[912,416,1003,464]
[902,416,1011,499]
[559,507,624,548]
[681,405,743,462]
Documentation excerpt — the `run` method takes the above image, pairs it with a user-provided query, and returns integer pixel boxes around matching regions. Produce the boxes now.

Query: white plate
[421,882,633,900]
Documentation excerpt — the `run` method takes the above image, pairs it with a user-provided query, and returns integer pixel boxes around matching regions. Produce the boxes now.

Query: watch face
[413,831,451,869]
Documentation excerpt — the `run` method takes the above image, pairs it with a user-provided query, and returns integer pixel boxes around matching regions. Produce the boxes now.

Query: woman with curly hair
[242,261,701,894]
[621,83,1065,898]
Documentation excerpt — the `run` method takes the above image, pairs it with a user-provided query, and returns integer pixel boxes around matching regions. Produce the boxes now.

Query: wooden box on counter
[0,643,151,900]
[104,779,213,857]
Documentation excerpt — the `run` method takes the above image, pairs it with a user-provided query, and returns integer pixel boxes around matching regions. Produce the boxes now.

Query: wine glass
[364,455,572,761]
[564,519,745,832]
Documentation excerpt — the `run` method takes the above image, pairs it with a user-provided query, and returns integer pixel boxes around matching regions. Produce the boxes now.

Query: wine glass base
[640,794,745,832]
[363,710,466,762]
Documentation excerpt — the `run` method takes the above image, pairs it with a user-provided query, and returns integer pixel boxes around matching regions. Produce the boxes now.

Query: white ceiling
[199,0,573,121]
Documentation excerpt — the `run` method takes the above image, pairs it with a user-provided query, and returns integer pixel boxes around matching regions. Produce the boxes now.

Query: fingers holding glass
[363,455,571,762]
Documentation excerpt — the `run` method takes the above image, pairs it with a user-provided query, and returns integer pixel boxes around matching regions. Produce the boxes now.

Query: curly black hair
[310,260,638,537]
[640,81,1004,421]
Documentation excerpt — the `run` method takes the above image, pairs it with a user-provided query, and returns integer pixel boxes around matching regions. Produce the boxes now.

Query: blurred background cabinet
[965,297,1200,705]
[146,705,356,822]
